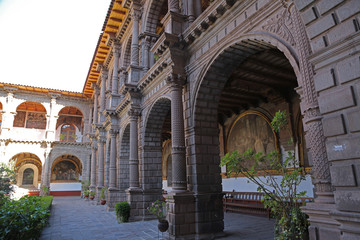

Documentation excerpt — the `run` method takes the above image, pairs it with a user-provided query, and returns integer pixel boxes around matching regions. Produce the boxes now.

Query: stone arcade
[1,0,359,239]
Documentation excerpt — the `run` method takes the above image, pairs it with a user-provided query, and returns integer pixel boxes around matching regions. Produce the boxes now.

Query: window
[22,168,34,185]
[60,124,76,142]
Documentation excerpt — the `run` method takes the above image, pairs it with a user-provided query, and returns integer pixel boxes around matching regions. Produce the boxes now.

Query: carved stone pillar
[96,132,106,201]
[90,139,97,191]
[109,129,118,189]
[167,74,187,192]
[41,146,52,196]
[100,70,108,114]
[131,8,141,67]
[93,86,99,124]
[168,0,180,13]
[143,36,151,72]
[128,109,140,189]
[112,44,121,95]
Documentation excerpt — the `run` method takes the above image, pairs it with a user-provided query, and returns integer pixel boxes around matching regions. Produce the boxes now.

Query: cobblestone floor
[40,197,274,240]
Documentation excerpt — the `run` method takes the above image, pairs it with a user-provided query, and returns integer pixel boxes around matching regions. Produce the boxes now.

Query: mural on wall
[51,160,78,181]
[227,112,276,170]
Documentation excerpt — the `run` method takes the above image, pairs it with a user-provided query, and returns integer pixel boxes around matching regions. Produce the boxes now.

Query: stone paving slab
[40,197,274,240]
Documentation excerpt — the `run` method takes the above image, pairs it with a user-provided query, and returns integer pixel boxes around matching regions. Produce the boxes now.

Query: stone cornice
[115,96,131,114]
[181,0,237,47]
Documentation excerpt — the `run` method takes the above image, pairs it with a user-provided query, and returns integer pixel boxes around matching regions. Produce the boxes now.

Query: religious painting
[26,112,46,129]
[227,111,277,170]
[13,111,26,127]
[51,160,78,181]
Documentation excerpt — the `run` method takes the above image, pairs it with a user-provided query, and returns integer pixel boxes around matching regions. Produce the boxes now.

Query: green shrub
[115,201,130,223]
[0,195,52,239]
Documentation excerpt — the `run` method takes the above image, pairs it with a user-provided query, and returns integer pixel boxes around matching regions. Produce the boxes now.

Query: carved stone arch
[50,154,83,182]
[9,152,42,187]
[50,153,84,170]
[141,0,168,34]
[13,101,47,129]
[192,33,302,124]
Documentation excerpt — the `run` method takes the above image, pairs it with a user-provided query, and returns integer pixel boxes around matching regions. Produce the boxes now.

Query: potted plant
[147,200,169,232]
[100,187,107,205]
[83,190,89,199]
[221,110,309,239]
[81,180,90,198]
[115,201,130,223]
[89,191,95,200]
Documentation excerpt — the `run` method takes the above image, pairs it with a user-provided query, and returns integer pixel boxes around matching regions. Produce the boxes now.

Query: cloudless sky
[0,0,111,92]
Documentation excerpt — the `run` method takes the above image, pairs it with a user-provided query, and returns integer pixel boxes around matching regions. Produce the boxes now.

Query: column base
[106,188,120,211]
[302,202,341,240]
[126,187,143,221]
[166,191,196,239]
[331,210,360,240]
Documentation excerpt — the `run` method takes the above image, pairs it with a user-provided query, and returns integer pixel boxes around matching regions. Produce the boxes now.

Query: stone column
[90,139,97,191]
[93,86,99,124]
[128,109,140,189]
[41,146,52,195]
[143,36,151,72]
[97,133,106,201]
[112,45,121,95]
[100,70,108,114]
[194,0,202,17]
[188,0,195,23]
[131,8,141,67]
[166,74,187,192]
[109,129,118,189]
[168,0,180,13]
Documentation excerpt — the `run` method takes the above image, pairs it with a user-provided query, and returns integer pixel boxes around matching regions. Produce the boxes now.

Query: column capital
[109,128,119,136]
[113,42,122,55]
[130,7,141,21]
[128,108,141,118]
[166,73,186,88]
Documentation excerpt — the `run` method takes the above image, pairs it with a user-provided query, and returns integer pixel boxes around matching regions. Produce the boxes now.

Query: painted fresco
[51,160,78,181]
[227,113,276,169]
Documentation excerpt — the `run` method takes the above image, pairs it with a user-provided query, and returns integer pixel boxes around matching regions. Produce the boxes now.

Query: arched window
[22,168,34,185]
[60,124,76,142]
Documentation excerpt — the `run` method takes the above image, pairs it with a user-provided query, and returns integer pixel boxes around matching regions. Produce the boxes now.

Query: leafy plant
[42,186,50,196]
[81,180,90,191]
[89,191,95,197]
[147,200,168,221]
[0,196,52,239]
[100,186,107,200]
[221,110,309,240]
[115,201,130,223]
[83,190,89,197]
[0,162,17,195]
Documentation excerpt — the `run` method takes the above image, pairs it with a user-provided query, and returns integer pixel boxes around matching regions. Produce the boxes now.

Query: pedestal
[302,202,341,240]
[331,210,360,240]
[106,188,120,211]
[166,191,196,240]
[126,187,143,221]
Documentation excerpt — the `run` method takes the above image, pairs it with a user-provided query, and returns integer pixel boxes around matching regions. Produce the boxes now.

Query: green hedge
[0,195,53,240]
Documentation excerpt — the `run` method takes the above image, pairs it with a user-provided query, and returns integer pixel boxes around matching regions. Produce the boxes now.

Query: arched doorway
[50,155,82,196]
[192,38,313,235]
[9,152,42,189]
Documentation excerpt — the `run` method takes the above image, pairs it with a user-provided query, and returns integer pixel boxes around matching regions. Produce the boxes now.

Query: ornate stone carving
[168,0,180,13]
[166,74,186,88]
[262,8,295,46]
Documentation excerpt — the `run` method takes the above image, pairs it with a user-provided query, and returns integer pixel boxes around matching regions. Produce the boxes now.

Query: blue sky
[0,0,110,92]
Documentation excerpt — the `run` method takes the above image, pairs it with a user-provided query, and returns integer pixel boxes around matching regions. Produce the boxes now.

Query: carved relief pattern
[291,6,332,194]
[168,0,180,13]
[262,9,296,46]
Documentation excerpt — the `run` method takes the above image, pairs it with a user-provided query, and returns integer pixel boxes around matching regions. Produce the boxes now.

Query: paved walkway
[40,197,274,240]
